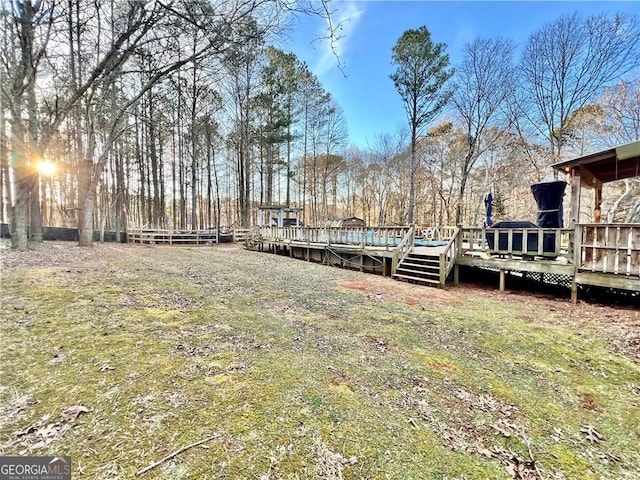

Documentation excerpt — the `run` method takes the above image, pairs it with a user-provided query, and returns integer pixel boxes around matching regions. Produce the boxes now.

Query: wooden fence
[128,229,220,245]
[578,224,640,277]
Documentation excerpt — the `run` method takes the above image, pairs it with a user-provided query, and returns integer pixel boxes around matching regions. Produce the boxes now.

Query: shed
[326,216,366,228]
[257,205,303,228]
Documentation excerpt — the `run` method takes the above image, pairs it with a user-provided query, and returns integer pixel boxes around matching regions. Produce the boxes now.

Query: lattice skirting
[462,266,572,290]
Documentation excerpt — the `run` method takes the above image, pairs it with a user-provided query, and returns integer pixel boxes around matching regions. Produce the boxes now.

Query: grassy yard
[1,242,639,479]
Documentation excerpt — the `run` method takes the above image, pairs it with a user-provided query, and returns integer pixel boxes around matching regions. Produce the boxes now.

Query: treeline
[1,2,639,250]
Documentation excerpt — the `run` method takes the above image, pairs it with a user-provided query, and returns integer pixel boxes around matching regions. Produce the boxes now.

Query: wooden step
[394,251,444,287]
[396,266,440,278]
[404,256,439,265]
[402,258,439,267]
[400,261,440,271]
[393,273,440,285]
[406,254,439,261]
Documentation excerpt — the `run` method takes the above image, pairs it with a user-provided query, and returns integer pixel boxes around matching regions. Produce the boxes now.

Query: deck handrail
[439,226,462,287]
[392,225,415,275]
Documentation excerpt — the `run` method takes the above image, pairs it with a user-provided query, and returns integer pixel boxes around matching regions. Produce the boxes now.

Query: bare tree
[451,37,515,224]
[562,77,640,223]
[1,0,53,250]
[2,0,342,247]
[519,12,640,164]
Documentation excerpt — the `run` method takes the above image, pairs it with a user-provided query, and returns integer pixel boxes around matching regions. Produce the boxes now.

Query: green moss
[1,246,638,479]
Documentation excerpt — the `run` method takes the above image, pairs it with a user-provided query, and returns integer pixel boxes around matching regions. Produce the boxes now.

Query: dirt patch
[404,296,419,305]
[429,361,458,374]
[338,277,459,306]
[580,393,605,414]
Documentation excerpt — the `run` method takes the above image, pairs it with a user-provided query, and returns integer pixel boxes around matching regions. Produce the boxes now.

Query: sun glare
[37,160,56,176]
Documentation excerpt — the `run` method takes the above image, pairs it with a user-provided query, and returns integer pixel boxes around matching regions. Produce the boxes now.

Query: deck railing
[459,226,573,259]
[233,228,251,242]
[257,225,412,249]
[577,224,640,277]
[419,225,457,242]
[392,226,415,275]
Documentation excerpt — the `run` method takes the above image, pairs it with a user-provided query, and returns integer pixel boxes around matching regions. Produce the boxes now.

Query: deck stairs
[393,252,441,286]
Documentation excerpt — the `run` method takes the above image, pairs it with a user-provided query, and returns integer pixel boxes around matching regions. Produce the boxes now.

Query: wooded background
[1,1,639,249]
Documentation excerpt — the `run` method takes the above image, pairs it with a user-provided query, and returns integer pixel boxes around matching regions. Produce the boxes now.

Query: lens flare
[37,160,56,176]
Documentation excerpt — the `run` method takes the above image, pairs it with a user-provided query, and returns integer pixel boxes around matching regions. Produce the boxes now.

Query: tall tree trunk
[0,113,7,223]
[178,114,186,229]
[286,107,292,206]
[158,134,165,228]
[114,141,125,242]
[78,160,94,246]
[212,148,221,232]
[190,53,198,229]
[408,130,417,225]
[171,123,177,228]
[27,51,42,243]
[10,119,29,250]
[148,90,161,227]
[455,149,474,225]
[206,129,213,228]
[136,112,146,227]
[301,105,308,223]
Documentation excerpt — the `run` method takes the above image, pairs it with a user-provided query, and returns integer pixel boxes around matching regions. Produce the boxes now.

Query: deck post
[391,249,399,275]
[569,174,581,227]
[594,184,603,223]
[439,253,445,288]
[453,224,463,287]
[499,268,506,291]
[571,224,582,304]
[571,281,578,304]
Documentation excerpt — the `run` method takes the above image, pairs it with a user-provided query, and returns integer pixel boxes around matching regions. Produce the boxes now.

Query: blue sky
[283,1,640,149]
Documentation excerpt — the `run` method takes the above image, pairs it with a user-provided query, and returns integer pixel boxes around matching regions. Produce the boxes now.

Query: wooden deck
[249,223,639,303]
[246,226,415,276]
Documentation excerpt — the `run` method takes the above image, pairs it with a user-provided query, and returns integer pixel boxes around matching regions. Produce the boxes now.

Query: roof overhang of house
[551,141,640,187]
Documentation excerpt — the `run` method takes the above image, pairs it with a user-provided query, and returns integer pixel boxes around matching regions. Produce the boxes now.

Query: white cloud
[314,1,365,76]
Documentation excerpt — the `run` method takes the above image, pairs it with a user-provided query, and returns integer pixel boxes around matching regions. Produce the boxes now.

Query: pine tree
[390,26,453,225]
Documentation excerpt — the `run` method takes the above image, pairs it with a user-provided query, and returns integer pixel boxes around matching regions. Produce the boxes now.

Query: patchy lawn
[1,242,638,479]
